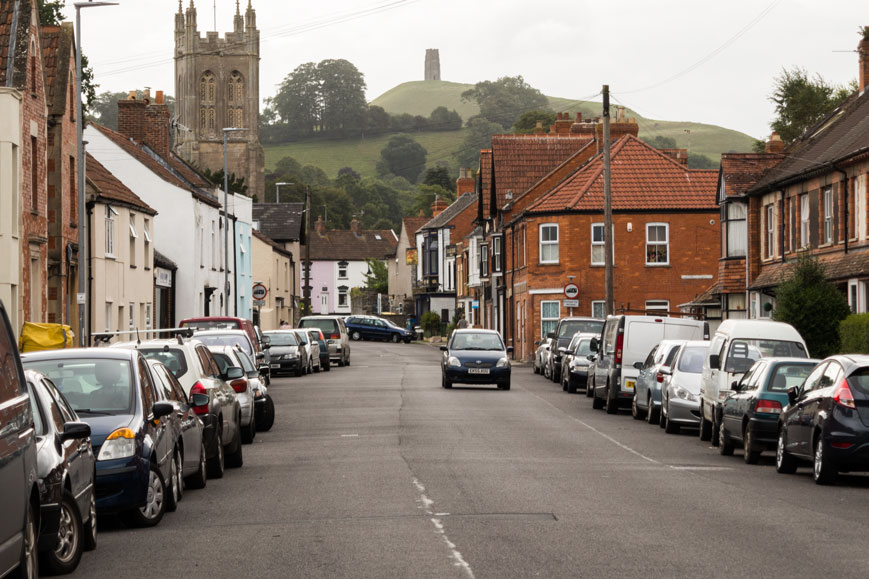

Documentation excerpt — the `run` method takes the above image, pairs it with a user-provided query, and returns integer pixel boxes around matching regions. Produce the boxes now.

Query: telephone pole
[602,85,614,316]
[303,186,311,315]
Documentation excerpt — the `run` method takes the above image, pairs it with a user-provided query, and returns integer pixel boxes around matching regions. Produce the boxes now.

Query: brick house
[387,214,428,314]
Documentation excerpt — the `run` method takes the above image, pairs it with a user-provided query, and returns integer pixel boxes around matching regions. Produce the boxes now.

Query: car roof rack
[92,327,194,346]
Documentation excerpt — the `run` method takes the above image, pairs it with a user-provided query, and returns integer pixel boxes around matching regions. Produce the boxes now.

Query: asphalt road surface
[71,341,869,579]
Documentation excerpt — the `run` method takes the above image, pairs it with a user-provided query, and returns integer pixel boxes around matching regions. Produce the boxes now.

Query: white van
[591,315,708,414]
[698,319,808,445]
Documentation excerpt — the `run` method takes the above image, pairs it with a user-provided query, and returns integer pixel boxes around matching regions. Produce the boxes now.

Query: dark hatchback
[346,316,414,343]
[547,317,604,384]
[440,329,512,390]
[776,355,869,484]
[719,358,818,464]
[22,349,177,527]
[25,369,96,575]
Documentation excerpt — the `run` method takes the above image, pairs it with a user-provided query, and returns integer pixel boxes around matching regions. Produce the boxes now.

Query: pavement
[70,341,869,578]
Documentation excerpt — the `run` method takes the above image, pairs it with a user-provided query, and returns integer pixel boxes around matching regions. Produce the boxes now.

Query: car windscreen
[725,339,807,373]
[451,333,504,351]
[298,319,339,334]
[23,358,134,415]
[768,363,815,392]
[138,348,189,379]
[181,320,240,330]
[195,334,253,355]
[264,332,297,346]
[559,320,604,338]
[677,346,707,373]
[574,339,594,356]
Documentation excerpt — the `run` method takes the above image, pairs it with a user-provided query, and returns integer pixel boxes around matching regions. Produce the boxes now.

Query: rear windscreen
[559,320,604,338]
[181,320,240,330]
[847,368,869,395]
[299,319,338,334]
[725,339,807,373]
[139,348,189,379]
[768,364,814,392]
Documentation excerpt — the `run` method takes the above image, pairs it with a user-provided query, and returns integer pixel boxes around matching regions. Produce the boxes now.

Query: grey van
[298,316,350,367]
[0,299,40,578]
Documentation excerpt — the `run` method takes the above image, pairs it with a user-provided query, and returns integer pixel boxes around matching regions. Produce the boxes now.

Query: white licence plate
[270,364,280,369]
[468,368,490,375]
[625,380,635,390]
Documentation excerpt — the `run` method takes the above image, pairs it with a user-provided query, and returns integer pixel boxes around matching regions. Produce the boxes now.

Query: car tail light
[656,371,664,383]
[318,330,325,340]
[753,399,782,414]
[230,378,248,393]
[615,333,624,366]
[191,381,210,415]
[833,379,856,409]
[831,441,854,449]
[329,333,340,339]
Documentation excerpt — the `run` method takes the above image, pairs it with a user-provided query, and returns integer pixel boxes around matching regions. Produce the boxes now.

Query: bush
[839,313,869,354]
[420,311,441,337]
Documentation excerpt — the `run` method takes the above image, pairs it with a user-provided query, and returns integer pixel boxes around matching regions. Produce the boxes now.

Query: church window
[199,71,216,132]
[227,71,244,128]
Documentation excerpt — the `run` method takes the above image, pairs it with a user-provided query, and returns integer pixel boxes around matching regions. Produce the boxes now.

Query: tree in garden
[428,106,462,130]
[455,117,503,169]
[363,258,388,293]
[513,110,556,133]
[318,59,367,134]
[772,256,850,358]
[768,66,855,143]
[462,76,549,129]
[377,134,427,183]
[422,166,456,192]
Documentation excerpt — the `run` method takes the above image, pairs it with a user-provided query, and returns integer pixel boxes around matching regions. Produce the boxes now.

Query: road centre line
[413,478,475,579]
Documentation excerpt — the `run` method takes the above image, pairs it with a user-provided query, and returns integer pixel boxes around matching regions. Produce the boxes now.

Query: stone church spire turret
[245,0,256,31]
[233,0,244,33]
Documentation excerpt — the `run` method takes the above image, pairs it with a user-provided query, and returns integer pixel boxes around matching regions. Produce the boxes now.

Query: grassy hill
[265,80,756,177]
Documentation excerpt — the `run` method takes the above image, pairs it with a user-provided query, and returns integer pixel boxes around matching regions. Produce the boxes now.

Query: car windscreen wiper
[73,409,112,415]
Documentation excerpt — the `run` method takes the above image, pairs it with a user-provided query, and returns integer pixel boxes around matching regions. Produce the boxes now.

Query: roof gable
[40,22,73,116]
[421,192,477,230]
[717,153,783,203]
[85,153,156,215]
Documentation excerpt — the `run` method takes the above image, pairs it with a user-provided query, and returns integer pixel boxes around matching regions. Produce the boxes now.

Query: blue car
[23,348,178,528]
[346,315,414,343]
[440,329,512,390]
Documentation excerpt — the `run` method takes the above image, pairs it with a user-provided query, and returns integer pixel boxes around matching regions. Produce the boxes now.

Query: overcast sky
[65,0,866,139]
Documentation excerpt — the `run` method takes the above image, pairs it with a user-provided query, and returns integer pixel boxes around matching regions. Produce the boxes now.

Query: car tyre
[592,389,604,410]
[324,359,331,371]
[185,439,208,490]
[775,429,798,474]
[259,395,275,431]
[165,449,183,512]
[351,331,362,341]
[533,360,540,375]
[242,414,256,444]
[40,491,83,575]
[13,501,37,579]
[543,362,551,379]
[225,419,244,469]
[659,402,667,428]
[391,334,400,343]
[813,437,837,485]
[631,393,645,420]
[711,409,721,447]
[498,380,511,390]
[206,426,225,479]
[719,420,734,456]
[699,403,712,441]
[664,404,680,434]
[743,426,761,464]
[604,383,618,415]
[567,375,578,394]
[123,464,165,528]
[647,395,660,425]
[442,374,452,389]
[585,376,595,398]
[82,489,97,552]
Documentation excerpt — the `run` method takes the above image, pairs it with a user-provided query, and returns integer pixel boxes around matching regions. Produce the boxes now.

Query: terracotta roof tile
[0,0,33,88]
[86,153,156,215]
[421,193,477,230]
[528,135,718,213]
[309,229,397,261]
[401,216,429,240]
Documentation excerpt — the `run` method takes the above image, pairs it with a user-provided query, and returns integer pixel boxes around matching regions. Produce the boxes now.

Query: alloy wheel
[141,470,165,520]
[53,499,79,564]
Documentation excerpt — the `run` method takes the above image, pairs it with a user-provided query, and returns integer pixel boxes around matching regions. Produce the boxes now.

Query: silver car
[209,346,257,444]
[292,330,316,374]
[533,337,553,377]
[631,340,686,424]
[304,330,322,373]
[661,341,710,434]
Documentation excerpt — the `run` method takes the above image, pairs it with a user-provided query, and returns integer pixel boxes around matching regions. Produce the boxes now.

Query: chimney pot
[156,90,164,105]
[765,131,785,154]
[859,29,869,93]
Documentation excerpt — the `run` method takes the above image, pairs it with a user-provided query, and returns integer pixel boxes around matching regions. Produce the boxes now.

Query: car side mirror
[590,338,599,353]
[587,355,596,362]
[709,354,720,370]
[191,393,210,407]
[558,347,568,354]
[787,386,799,405]
[261,336,271,348]
[439,345,448,352]
[660,367,672,376]
[225,366,244,380]
[256,352,265,360]
[633,361,643,370]
[506,346,514,353]
[152,401,174,419]
[60,421,91,442]
[731,380,739,391]
[547,332,555,340]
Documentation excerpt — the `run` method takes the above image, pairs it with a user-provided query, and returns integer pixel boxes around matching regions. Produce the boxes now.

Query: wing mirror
[261,335,271,349]
[152,401,174,419]
[587,354,597,362]
[225,366,244,380]
[60,421,91,442]
[547,332,555,340]
[506,346,514,353]
[439,345,448,352]
[558,347,568,354]
[256,352,265,361]
[787,386,799,405]
[589,338,600,353]
[709,354,720,370]
[534,340,540,346]
[633,361,643,370]
[731,380,740,391]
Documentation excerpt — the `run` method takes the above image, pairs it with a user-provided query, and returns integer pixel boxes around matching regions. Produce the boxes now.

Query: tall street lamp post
[222,127,247,314]
[275,181,290,203]
[75,0,117,346]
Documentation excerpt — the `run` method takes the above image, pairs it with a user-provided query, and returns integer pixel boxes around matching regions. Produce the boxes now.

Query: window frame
[492,236,502,273]
[765,204,775,259]
[800,194,810,248]
[823,187,833,244]
[591,300,606,319]
[645,223,669,266]
[480,243,489,278]
[540,300,560,339]
[105,204,117,257]
[724,202,747,258]
[539,223,559,264]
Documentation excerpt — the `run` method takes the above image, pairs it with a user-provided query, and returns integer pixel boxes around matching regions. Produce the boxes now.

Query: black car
[263,330,308,376]
[776,355,869,484]
[345,315,414,343]
[25,370,96,575]
[546,317,604,384]
[560,333,597,394]
[22,349,178,527]
[440,329,512,390]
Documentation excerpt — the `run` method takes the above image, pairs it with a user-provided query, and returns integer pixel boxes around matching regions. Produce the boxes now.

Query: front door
[319,293,329,315]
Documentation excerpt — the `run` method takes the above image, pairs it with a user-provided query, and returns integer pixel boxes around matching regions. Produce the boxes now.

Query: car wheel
[592,387,604,410]
[14,501,37,579]
[586,376,595,398]
[165,448,183,512]
[775,429,798,474]
[533,360,539,375]
[123,464,166,528]
[40,491,83,575]
[659,401,667,428]
[543,362,550,379]
[206,426,225,479]
[500,380,511,391]
[314,361,321,373]
[259,395,276,431]
[242,414,256,444]
[631,393,645,420]
[743,425,761,464]
[442,374,452,389]
[604,383,618,415]
[324,359,331,371]
[699,403,712,441]
[82,488,97,552]
[351,331,362,341]
[711,408,721,447]
[567,376,578,394]
[345,355,350,366]
[719,419,734,456]
[813,437,837,485]
[391,333,400,343]
[185,439,208,490]
[647,395,660,425]
[225,418,244,469]
[664,404,680,434]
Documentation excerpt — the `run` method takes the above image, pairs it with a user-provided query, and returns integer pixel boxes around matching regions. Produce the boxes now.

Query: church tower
[424,49,440,81]
[174,0,264,199]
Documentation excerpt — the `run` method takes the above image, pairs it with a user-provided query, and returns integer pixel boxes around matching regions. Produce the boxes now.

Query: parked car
[147,360,207,489]
[660,341,710,434]
[263,330,307,377]
[776,355,869,484]
[699,320,808,446]
[345,315,414,343]
[25,370,96,575]
[440,329,513,390]
[235,349,274,432]
[310,329,331,372]
[298,315,351,366]
[560,333,597,394]
[591,315,707,414]
[114,336,243,479]
[179,316,269,375]
[302,330,322,373]
[209,346,257,443]
[293,330,317,374]
[0,297,40,579]
[546,317,605,384]
[631,340,686,423]
[719,358,818,463]
[22,348,178,528]
[586,352,600,398]
[191,328,268,380]
[533,337,553,377]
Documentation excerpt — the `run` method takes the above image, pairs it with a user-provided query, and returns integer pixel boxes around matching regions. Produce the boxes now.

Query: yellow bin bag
[19,322,75,352]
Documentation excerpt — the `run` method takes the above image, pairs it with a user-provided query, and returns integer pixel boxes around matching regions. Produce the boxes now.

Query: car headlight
[674,386,697,402]
[496,357,509,368]
[98,428,136,461]
[448,356,462,367]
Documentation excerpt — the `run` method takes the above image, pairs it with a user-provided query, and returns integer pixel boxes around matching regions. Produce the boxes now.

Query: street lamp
[222,127,247,315]
[275,182,290,203]
[75,0,117,346]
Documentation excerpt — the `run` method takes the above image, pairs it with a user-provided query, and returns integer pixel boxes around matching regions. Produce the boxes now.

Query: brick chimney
[765,131,785,154]
[533,120,545,134]
[554,112,573,134]
[431,197,448,217]
[658,149,689,165]
[570,112,596,137]
[117,91,146,143]
[315,216,326,235]
[859,27,869,93]
[350,217,361,236]
[456,168,475,196]
[143,90,171,159]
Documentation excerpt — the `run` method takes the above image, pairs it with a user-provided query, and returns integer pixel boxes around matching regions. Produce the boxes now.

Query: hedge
[839,313,869,354]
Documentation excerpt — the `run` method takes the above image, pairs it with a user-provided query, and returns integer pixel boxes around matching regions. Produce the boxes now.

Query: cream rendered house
[252,230,294,330]
[0,88,21,333]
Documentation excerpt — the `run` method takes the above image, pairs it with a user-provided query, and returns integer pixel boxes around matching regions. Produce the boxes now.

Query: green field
[265,80,756,177]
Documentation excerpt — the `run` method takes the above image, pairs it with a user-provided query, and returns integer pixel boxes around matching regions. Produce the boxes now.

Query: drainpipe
[510,223,515,360]
[779,192,786,264]
[832,164,849,254]
[86,203,94,345]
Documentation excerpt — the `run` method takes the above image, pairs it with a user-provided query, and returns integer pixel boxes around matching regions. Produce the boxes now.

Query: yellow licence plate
[625,380,635,389]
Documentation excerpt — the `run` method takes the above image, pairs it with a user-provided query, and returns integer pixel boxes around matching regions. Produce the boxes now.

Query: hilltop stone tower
[424,49,440,81]
[173,0,264,199]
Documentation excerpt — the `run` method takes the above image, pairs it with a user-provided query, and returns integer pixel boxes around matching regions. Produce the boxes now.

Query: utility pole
[303,186,311,315]
[602,85,614,316]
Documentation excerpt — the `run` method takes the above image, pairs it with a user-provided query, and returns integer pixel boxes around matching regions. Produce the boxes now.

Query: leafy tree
[751,139,767,153]
[461,75,549,129]
[337,166,361,181]
[455,117,503,169]
[513,110,556,134]
[318,59,367,134]
[768,67,855,143]
[377,134,427,183]
[38,0,98,111]
[411,184,454,217]
[428,106,462,130]
[200,168,248,196]
[772,256,850,358]
[363,258,388,293]
[366,105,390,134]
[687,153,717,169]
[271,62,321,136]
[641,135,677,149]
[422,166,455,192]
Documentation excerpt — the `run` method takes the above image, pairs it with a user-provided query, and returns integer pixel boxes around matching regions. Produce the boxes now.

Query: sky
[64,0,867,139]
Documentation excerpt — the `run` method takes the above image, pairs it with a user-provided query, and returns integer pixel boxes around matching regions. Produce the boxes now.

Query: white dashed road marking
[413,478,475,579]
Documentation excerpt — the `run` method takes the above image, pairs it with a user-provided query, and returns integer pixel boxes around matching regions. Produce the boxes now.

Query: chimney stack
[554,111,573,134]
[534,120,544,134]
[350,217,360,236]
[456,168,475,196]
[431,197,448,217]
[859,27,869,93]
[117,92,146,143]
[116,89,172,159]
[765,131,785,154]
[315,216,326,235]
[658,149,689,165]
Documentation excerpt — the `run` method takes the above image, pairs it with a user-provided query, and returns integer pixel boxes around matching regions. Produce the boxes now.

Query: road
[71,341,869,578]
